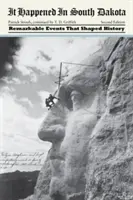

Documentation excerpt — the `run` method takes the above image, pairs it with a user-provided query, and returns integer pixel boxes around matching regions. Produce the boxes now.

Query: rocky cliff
[25,37,133,200]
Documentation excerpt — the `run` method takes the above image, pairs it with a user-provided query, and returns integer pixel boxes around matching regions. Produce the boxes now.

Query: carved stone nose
[38,124,65,143]
[38,103,65,143]
[38,106,66,143]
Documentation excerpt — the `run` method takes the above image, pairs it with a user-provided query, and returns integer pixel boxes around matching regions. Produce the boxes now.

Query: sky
[0,37,105,155]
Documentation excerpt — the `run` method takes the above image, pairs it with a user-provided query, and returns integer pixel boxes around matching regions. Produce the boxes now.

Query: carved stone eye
[71,90,82,99]
[70,90,83,110]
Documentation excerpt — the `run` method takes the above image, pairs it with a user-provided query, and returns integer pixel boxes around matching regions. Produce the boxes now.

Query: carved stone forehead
[61,65,101,94]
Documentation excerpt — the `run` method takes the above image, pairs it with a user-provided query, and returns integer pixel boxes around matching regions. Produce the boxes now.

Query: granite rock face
[85,38,133,200]
[26,37,133,200]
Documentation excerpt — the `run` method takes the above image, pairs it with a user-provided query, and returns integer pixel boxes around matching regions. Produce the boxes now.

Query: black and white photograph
[0,37,133,200]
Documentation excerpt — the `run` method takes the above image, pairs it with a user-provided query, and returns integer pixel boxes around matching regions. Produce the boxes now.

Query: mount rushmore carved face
[38,64,105,199]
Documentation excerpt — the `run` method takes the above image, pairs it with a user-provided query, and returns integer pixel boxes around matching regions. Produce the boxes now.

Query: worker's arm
[54,96,60,100]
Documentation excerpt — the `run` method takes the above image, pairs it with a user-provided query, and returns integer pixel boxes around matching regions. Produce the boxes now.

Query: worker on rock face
[45,94,60,110]
[49,94,58,104]
[45,98,51,110]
